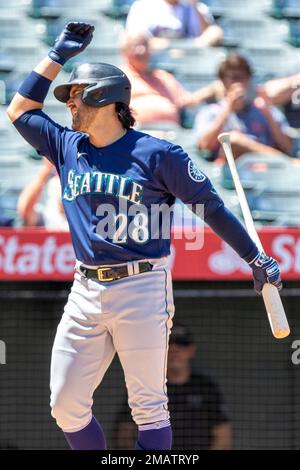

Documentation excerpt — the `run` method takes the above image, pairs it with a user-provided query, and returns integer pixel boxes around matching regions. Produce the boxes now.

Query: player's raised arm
[7,22,94,122]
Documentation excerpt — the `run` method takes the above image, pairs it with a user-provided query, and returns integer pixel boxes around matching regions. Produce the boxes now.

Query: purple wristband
[18,70,52,104]
[48,49,66,65]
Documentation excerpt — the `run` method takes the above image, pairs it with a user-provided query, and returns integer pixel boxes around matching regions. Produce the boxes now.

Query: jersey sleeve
[155,143,224,218]
[12,109,69,171]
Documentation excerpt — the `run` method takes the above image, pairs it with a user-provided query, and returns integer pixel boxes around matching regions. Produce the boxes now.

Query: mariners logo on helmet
[188,160,206,183]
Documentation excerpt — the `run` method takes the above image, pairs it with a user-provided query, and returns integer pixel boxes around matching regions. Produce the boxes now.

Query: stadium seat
[0,106,36,155]
[220,152,300,224]
[205,0,270,18]
[167,41,227,60]
[2,45,49,73]
[270,0,289,19]
[137,121,182,132]
[0,13,39,47]
[1,71,29,105]
[101,0,134,21]
[149,43,225,80]
[221,152,293,190]
[239,45,299,78]
[157,47,226,81]
[0,52,15,74]
[42,14,124,47]
[270,0,300,19]
[0,152,41,186]
[27,0,61,19]
[27,0,110,19]
[0,1,25,7]
[136,124,202,158]
[0,153,43,225]
[64,46,122,73]
[248,187,300,225]
[287,18,300,47]
[219,15,289,48]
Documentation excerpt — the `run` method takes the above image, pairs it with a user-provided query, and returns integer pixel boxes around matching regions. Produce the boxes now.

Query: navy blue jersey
[14,110,224,265]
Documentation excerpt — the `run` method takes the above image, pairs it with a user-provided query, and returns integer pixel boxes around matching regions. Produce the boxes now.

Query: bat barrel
[217,132,290,339]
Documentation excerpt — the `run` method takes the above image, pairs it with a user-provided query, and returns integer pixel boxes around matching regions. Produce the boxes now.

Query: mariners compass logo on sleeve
[187,160,206,182]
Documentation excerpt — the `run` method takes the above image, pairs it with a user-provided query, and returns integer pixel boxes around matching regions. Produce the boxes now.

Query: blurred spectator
[262,73,300,130]
[126,0,223,48]
[114,324,231,450]
[17,157,68,230]
[121,32,221,125]
[262,73,300,107]
[195,53,293,160]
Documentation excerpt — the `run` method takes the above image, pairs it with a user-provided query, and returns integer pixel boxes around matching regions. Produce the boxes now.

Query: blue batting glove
[248,252,282,294]
[48,21,94,65]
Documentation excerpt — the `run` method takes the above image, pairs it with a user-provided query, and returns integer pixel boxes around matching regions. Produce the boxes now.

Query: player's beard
[72,105,96,133]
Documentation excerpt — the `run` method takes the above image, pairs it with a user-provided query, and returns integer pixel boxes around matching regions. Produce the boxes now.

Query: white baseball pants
[50,257,174,432]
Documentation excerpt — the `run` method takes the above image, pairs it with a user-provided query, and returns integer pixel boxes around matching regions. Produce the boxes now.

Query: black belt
[79,261,153,282]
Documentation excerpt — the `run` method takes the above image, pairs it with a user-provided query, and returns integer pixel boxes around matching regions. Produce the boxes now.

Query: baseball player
[7,22,282,450]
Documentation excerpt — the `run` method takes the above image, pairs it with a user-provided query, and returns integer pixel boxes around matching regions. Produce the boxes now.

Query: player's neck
[88,115,127,148]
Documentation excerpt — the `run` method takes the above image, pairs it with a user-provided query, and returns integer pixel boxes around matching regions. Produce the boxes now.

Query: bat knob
[218,132,231,145]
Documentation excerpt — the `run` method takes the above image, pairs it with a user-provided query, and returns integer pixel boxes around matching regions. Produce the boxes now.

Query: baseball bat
[218,132,290,339]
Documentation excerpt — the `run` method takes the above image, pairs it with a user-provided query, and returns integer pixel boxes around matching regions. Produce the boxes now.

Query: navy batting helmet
[53,63,131,107]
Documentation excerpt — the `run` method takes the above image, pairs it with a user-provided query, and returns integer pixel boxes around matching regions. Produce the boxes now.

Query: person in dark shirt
[167,324,231,450]
[114,324,231,450]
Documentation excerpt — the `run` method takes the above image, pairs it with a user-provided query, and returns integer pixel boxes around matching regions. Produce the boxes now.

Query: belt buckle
[97,267,114,282]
